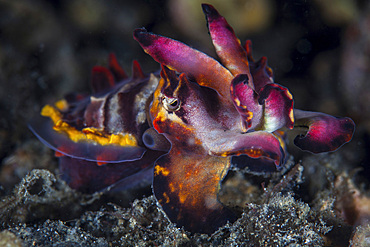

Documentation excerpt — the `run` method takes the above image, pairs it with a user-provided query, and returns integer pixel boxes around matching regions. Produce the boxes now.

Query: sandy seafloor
[0,0,370,246]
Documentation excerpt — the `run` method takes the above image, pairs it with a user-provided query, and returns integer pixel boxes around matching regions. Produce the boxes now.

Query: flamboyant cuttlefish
[29,4,355,234]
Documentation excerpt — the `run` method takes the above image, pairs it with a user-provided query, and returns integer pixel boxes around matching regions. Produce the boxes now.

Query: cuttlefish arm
[151,67,286,233]
[203,3,274,94]
[153,128,285,233]
[153,146,236,234]
[231,74,294,132]
[205,129,285,169]
[293,109,355,153]
[153,128,284,233]
[133,29,233,101]
[202,4,252,81]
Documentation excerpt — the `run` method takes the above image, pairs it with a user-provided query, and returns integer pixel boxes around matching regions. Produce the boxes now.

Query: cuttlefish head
[149,66,286,234]
[150,65,224,149]
[151,65,286,168]
[150,66,238,234]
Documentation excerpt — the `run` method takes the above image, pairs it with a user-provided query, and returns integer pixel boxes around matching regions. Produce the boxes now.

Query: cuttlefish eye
[162,96,181,112]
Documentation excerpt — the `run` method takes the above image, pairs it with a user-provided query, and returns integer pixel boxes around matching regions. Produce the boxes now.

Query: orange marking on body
[155,165,170,176]
[41,105,63,124]
[234,98,241,107]
[41,104,138,147]
[54,151,65,157]
[178,191,187,204]
[95,153,109,166]
[286,90,293,100]
[54,145,70,157]
[54,99,68,111]
[219,149,264,159]
[246,149,263,158]
[169,182,175,193]
[185,170,192,179]
[97,160,107,166]
[273,131,287,151]
[246,111,253,120]
[162,192,170,204]
[152,118,161,132]
[194,138,202,145]
[275,130,285,136]
[289,109,295,127]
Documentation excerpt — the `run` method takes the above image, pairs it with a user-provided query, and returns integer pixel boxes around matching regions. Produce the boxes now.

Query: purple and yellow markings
[30,3,355,235]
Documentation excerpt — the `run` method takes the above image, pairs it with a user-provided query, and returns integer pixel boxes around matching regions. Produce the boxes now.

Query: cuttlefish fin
[28,115,146,163]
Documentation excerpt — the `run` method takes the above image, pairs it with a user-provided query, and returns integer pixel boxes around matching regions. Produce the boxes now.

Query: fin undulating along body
[29,54,170,192]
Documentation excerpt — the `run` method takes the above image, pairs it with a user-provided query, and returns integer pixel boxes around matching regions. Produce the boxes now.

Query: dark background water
[0,0,369,245]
